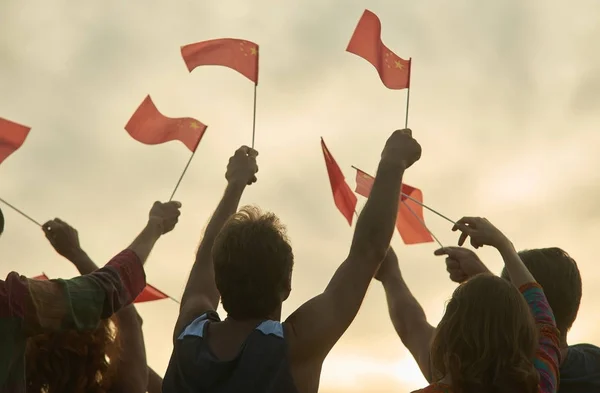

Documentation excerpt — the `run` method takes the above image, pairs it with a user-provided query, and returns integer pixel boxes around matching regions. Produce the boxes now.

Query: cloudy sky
[2,0,599,391]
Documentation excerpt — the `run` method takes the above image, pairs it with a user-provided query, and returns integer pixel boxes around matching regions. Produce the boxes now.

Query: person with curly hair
[0,201,181,393]
[24,218,162,393]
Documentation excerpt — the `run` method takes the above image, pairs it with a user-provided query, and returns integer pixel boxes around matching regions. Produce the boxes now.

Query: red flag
[0,118,31,166]
[125,95,207,152]
[353,167,433,244]
[321,138,357,225]
[31,273,49,280]
[134,283,169,303]
[346,10,411,90]
[181,38,259,84]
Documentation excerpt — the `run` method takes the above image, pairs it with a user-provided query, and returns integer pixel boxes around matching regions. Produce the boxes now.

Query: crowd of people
[1,129,599,393]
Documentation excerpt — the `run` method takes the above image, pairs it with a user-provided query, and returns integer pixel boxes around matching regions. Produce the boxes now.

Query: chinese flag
[125,95,207,152]
[31,273,49,280]
[134,283,169,303]
[181,38,259,85]
[0,118,31,166]
[321,138,357,226]
[353,167,432,244]
[346,10,411,90]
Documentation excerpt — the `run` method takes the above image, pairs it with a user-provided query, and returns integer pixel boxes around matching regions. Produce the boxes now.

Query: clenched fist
[226,146,259,186]
[381,129,422,170]
[43,218,81,258]
[148,201,182,234]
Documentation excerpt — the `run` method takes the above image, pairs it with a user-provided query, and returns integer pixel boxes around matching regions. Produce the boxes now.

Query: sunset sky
[1,1,599,391]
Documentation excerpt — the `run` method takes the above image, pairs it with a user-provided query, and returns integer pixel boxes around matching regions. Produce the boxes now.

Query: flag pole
[403,201,444,248]
[0,197,42,227]
[251,84,257,149]
[169,152,196,201]
[404,58,412,128]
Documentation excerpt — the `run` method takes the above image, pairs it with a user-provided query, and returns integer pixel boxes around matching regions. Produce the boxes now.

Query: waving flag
[321,138,357,225]
[0,118,31,166]
[134,283,169,303]
[354,167,432,244]
[125,95,207,152]
[181,38,259,84]
[346,10,411,90]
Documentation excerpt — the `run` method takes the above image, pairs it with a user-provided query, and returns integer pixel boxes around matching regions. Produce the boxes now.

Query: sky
[1,0,600,391]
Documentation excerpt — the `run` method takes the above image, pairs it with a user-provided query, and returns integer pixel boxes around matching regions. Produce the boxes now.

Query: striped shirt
[413,282,561,393]
[0,249,146,393]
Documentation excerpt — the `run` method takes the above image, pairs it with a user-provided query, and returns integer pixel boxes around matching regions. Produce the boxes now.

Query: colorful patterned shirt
[0,249,146,393]
[412,282,561,393]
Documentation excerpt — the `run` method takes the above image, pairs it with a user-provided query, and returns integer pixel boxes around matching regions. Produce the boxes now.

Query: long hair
[430,274,540,393]
[25,318,120,393]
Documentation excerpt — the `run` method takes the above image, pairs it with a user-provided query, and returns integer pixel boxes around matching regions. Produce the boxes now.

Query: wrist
[145,219,164,237]
[378,159,407,173]
[496,237,516,256]
[64,247,87,261]
[226,179,247,192]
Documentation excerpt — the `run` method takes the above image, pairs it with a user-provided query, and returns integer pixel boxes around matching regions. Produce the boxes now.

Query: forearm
[497,240,535,288]
[112,305,148,393]
[382,276,434,381]
[182,181,246,306]
[127,220,163,265]
[350,162,404,260]
[65,249,99,275]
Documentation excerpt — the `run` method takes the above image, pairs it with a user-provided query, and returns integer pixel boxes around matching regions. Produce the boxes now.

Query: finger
[42,220,54,233]
[235,146,250,156]
[434,247,448,256]
[167,201,182,209]
[434,246,462,256]
[449,270,466,283]
[458,231,469,246]
[247,148,258,158]
[397,128,412,137]
[445,258,460,270]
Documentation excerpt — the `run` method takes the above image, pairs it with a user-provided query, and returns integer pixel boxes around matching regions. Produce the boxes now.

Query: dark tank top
[162,311,298,393]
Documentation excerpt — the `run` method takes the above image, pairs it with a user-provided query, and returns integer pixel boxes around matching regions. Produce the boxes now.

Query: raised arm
[174,146,258,340]
[43,218,155,393]
[285,129,422,362]
[375,247,435,382]
[0,201,181,337]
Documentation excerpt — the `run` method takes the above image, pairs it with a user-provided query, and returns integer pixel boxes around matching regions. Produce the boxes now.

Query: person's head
[213,206,294,320]
[430,274,540,393]
[500,247,581,338]
[25,318,119,393]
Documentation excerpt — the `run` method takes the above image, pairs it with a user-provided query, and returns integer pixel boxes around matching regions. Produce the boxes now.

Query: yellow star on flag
[395,61,404,69]
[190,121,200,129]
[250,47,257,55]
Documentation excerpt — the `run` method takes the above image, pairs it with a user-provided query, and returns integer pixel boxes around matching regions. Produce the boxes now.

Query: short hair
[501,248,582,334]
[213,206,294,319]
[430,274,539,392]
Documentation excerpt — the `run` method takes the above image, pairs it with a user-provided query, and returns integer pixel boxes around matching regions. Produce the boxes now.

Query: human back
[167,131,422,393]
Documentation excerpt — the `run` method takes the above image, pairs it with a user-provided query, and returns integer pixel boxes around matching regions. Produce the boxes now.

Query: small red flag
[134,283,169,303]
[125,95,207,152]
[346,10,411,90]
[181,38,259,85]
[354,167,433,244]
[321,138,357,225]
[0,118,31,166]
[31,273,49,280]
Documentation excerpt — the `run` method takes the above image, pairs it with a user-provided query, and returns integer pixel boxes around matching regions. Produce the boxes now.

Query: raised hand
[452,216,509,250]
[148,201,182,235]
[434,246,490,283]
[226,146,259,186]
[43,218,82,259]
[381,129,422,170]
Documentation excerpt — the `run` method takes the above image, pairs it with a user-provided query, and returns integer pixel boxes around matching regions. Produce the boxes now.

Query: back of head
[213,206,294,320]
[25,319,118,393]
[430,274,539,393]
[501,247,582,335]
